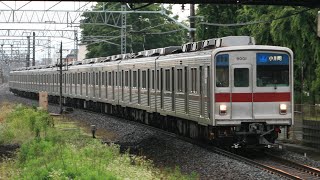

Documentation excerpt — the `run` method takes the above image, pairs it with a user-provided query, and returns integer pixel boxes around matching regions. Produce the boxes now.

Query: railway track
[254,153,320,180]
[66,108,320,180]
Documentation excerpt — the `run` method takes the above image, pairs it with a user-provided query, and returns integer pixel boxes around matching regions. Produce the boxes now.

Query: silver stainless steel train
[9,36,294,148]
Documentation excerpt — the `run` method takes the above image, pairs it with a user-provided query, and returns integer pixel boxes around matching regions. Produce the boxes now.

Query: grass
[0,103,198,179]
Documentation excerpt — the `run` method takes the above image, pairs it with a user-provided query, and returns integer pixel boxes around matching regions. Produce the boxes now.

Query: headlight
[219,105,227,115]
[279,104,287,114]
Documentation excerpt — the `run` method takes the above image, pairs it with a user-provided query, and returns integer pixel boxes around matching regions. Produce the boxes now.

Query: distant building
[78,44,88,61]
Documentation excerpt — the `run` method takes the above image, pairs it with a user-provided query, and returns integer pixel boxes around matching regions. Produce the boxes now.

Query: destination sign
[256,53,289,65]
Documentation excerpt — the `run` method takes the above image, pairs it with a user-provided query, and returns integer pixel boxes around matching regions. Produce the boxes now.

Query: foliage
[81,3,187,58]
[0,104,197,179]
[197,5,320,104]
[196,4,240,39]
[0,104,52,144]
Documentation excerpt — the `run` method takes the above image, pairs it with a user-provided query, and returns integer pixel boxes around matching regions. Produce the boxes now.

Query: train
[9,36,293,149]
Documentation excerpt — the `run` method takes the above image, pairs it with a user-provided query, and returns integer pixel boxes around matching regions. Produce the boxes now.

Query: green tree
[81,3,187,58]
[196,4,240,40]
[197,4,320,104]
[238,6,320,104]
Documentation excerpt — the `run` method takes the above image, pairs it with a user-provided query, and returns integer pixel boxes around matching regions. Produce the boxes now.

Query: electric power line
[200,8,311,27]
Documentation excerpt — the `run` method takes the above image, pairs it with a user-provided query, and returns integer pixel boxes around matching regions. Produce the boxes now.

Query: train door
[231,64,253,119]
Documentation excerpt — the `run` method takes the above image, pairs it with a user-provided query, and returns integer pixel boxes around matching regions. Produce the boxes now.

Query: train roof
[10,36,292,72]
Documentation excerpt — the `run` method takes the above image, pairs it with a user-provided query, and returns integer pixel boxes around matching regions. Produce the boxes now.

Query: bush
[0,104,197,179]
[0,104,52,145]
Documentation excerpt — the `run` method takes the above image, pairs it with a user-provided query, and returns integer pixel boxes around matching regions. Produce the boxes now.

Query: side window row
[13,66,209,95]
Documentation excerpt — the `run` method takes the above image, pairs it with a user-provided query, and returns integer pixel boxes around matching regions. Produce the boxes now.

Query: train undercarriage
[10,88,287,149]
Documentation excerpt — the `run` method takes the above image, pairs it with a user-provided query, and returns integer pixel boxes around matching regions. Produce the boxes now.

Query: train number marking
[236,57,247,61]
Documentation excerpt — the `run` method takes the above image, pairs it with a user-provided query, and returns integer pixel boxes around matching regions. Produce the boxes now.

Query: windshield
[216,54,229,87]
[256,53,289,87]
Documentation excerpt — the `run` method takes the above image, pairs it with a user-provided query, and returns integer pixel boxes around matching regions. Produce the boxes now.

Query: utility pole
[121,4,126,54]
[10,45,13,65]
[59,41,63,114]
[26,36,30,67]
[190,4,196,42]
[32,32,35,66]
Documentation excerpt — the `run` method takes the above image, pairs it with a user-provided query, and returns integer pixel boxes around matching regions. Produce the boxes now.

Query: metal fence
[294,104,320,149]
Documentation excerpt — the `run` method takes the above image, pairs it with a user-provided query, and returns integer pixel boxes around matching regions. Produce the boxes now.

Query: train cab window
[234,68,249,87]
[177,69,183,92]
[216,54,229,87]
[256,53,289,87]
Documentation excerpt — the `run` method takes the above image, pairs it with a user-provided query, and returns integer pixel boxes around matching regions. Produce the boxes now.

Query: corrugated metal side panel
[175,98,185,114]
[123,89,130,104]
[189,99,200,117]
[150,95,156,109]
[140,93,148,107]
[164,96,172,112]
[156,95,161,110]
[132,93,138,104]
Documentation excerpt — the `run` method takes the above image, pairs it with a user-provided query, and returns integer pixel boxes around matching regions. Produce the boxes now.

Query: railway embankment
[1,83,320,179]
[0,103,195,179]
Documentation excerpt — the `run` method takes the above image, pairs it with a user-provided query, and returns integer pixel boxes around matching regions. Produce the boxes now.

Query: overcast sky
[0,1,190,62]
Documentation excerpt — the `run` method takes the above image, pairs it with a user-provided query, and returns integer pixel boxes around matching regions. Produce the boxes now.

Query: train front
[212,45,293,148]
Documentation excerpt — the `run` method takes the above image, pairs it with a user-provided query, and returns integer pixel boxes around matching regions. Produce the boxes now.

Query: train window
[157,70,160,90]
[102,72,105,86]
[152,70,155,89]
[147,69,150,89]
[95,72,98,85]
[234,68,249,87]
[98,72,100,86]
[177,69,183,92]
[115,72,118,86]
[191,68,197,93]
[129,70,132,88]
[165,69,170,91]
[105,71,107,86]
[125,71,129,87]
[256,53,289,87]
[121,70,124,87]
[112,71,115,86]
[142,70,146,89]
[133,71,137,88]
[200,66,203,94]
[216,54,229,87]
[138,70,141,89]
[108,72,112,86]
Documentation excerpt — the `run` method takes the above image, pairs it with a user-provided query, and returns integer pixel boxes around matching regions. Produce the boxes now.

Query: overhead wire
[200,8,312,27]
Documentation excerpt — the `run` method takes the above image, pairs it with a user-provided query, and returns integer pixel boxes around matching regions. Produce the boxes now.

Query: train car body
[9,36,293,148]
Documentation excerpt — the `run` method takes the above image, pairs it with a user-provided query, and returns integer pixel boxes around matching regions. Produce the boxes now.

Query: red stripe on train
[215,92,291,102]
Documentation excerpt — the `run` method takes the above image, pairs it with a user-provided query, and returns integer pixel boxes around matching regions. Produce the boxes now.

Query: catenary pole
[59,41,63,114]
